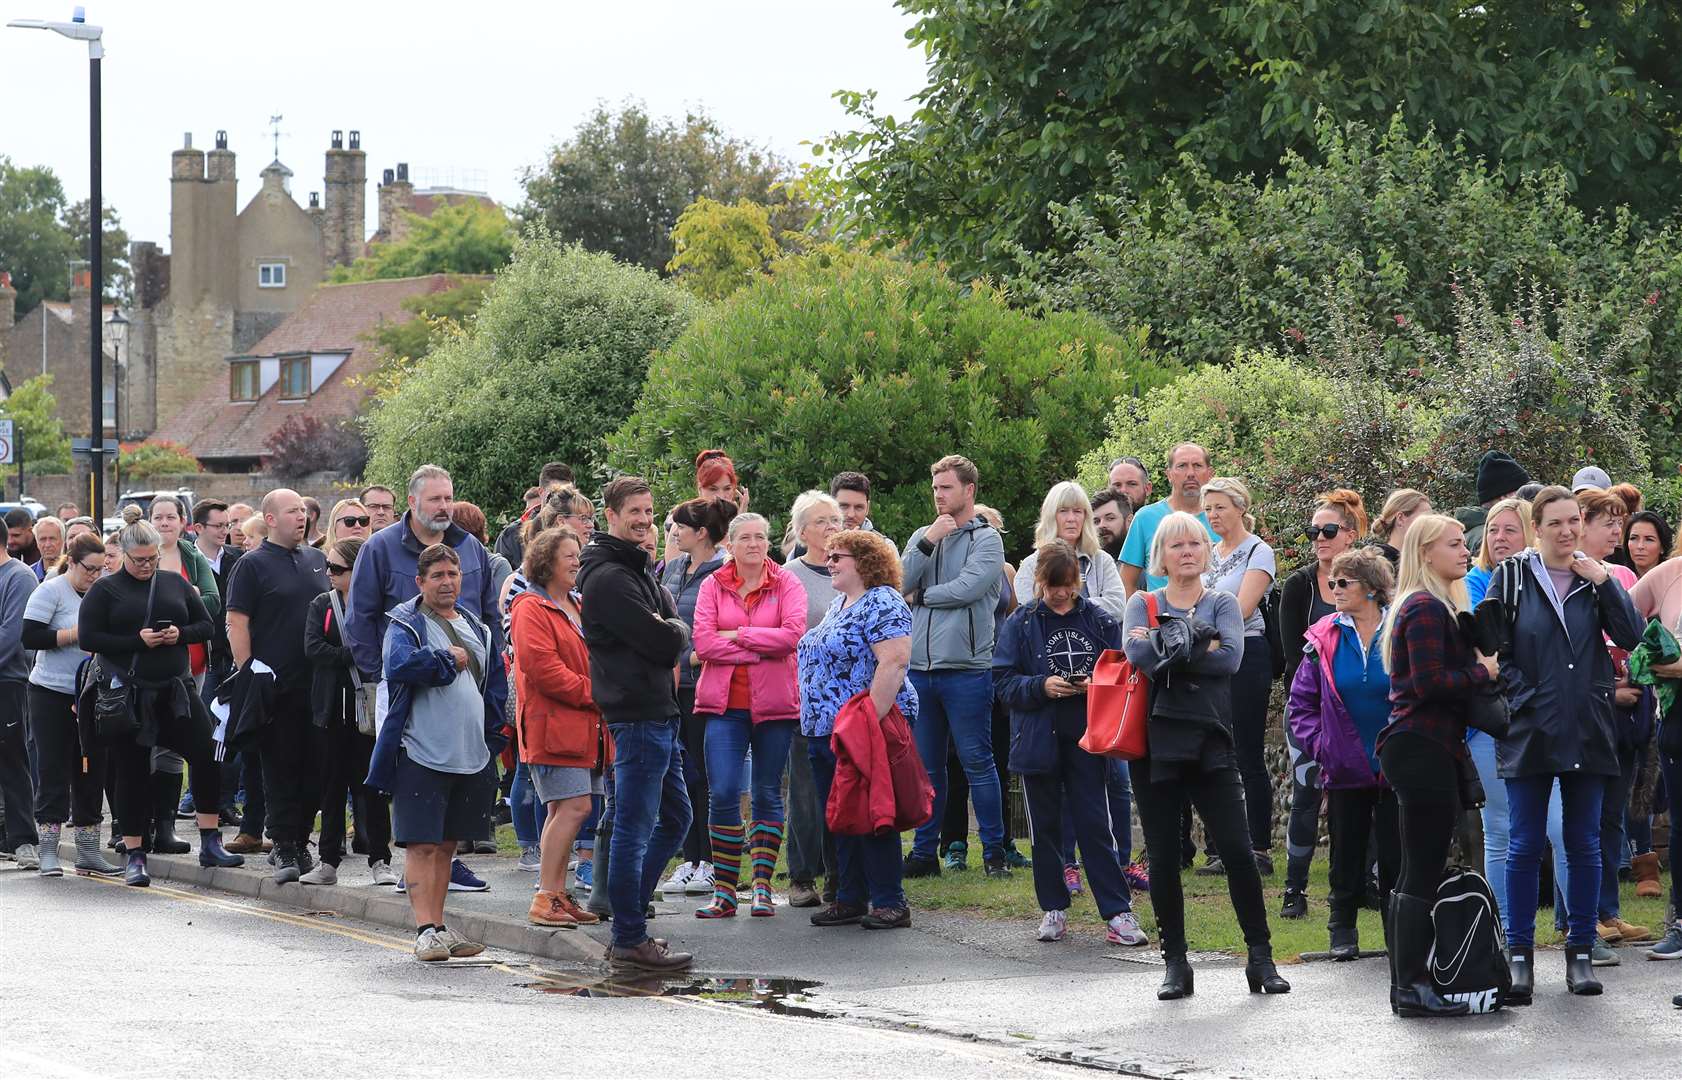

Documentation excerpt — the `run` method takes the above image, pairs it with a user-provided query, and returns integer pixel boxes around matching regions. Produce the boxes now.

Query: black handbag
[1455,608,1511,738]
[93,572,159,743]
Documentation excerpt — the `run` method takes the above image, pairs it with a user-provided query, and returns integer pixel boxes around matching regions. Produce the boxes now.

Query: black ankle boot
[1564,945,1602,996]
[151,772,191,855]
[1244,945,1291,994]
[1390,893,1469,1018]
[1158,955,1194,1000]
[1505,944,1534,1006]
[1329,925,1360,961]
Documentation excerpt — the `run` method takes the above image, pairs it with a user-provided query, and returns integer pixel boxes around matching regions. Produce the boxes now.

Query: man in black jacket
[494,461,572,570]
[577,475,694,973]
[191,499,251,832]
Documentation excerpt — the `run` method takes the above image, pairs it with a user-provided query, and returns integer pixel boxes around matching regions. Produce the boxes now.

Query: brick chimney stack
[0,271,15,332]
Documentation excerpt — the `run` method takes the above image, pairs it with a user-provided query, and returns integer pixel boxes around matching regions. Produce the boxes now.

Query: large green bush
[608,252,1175,555]
[364,232,702,519]
[1016,116,1682,469]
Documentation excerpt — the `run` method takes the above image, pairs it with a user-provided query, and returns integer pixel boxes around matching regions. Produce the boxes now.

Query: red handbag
[1080,592,1157,761]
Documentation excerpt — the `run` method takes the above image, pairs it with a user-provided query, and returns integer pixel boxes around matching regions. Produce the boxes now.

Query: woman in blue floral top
[797,530,917,930]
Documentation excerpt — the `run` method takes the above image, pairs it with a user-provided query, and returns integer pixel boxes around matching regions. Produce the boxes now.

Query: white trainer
[686,861,716,895]
[1038,910,1067,942]
[659,861,696,894]
[414,927,449,962]
[299,861,338,886]
[369,861,399,886]
[1107,911,1148,946]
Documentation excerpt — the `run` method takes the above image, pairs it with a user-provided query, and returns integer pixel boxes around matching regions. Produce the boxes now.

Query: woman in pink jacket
[692,512,808,917]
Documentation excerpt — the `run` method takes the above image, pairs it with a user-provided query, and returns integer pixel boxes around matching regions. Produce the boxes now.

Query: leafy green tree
[359,278,492,399]
[330,202,513,282]
[1017,116,1682,469]
[0,159,77,315]
[520,102,808,274]
[823,1,1682,277]
[62,199,132,305]
[609,252,1175,555]
[667,198,781,301]
[118,439,201,480]
[364,230,701,519]
[0,375,75,475]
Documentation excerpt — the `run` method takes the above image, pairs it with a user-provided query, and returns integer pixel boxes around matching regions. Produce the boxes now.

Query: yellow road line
[85,874,413,952]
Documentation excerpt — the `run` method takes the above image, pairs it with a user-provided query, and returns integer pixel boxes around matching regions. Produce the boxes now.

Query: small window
[258,262,287,288]
[279,356,310,400]
[230,361,259,402]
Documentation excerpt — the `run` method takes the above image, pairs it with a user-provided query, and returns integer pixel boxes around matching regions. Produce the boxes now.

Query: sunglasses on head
[337,515,371,528]
[1306,523,1346,541]
[326,562,351,575]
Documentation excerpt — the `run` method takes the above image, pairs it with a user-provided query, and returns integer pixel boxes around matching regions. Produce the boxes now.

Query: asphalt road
[3,862,1677,1079]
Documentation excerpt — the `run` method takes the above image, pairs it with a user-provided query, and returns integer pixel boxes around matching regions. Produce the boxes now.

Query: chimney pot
[215,130,228,150]
[309,192,320,208]
[397,162,409,182]
[331,129,343,150]
[183,132,193,149]
[349,130,361,150]
[382,168,394,186]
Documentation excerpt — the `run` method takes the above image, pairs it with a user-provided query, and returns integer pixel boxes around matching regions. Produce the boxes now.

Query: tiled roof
[154,274,479,461]
[411,190,499,219]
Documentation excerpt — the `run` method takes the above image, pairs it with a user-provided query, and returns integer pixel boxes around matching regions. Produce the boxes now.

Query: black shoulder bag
[93,571,160,743]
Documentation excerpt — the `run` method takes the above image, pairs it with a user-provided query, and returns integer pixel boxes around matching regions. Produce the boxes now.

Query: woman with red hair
[696,450,750,512]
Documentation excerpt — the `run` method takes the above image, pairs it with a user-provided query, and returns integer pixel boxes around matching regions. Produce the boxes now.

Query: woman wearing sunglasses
[303,538,396,886]
[1276,488,1367,919]
[322,499,371,551]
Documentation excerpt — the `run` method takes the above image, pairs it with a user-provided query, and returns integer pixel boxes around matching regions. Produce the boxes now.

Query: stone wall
[20,471,363,517]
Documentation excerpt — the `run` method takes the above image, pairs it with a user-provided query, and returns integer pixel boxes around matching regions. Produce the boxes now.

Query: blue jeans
[702,711,794,826]
[910,669,1005,862]
[1598,741,1639,921]
[807,736,905,910]
[606,718,692,949]
[1467,731,1569,934]
[1506,772,1604,947]
[1062,759,1133,867]
[509,758,543,847]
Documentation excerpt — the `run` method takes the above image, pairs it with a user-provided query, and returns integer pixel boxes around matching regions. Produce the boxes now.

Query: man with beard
[1107,456,1153,513]
[1091,489,1131,562]
[5,509,42,568]
[1118,443,1215,594]
[347,464,503,892]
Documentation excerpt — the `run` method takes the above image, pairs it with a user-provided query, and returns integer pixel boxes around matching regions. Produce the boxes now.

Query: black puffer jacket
[1488,552,1642,779]
[576,533,690,723]
[303,590,356,728]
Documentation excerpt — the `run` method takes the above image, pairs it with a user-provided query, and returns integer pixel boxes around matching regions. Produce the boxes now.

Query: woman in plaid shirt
[1377,514,1496,1018]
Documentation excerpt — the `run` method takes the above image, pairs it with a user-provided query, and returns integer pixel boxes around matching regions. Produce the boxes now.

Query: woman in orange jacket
[510,526,610,930]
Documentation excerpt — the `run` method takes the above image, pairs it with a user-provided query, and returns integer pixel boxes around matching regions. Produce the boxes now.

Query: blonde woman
[1123,512,1287,999]
[241,514,268,551]
[1199,476,1277,872]
[322,498,371,550]
[1465,497,1534,607]
[1013,481,1126,617]
[1372,489,1433,566]
[1376,514,1492,1016]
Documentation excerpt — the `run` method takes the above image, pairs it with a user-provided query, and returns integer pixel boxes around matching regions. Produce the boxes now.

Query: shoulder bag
[328,590,376,736]
[93,571,160,743]
[1080,592,1157,761]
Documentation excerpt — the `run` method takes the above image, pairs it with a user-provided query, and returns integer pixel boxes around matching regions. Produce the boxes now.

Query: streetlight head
[7,14,103,43]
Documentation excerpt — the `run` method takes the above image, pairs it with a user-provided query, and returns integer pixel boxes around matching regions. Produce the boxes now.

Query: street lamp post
[8,7,107,526]
[107,307,128,494]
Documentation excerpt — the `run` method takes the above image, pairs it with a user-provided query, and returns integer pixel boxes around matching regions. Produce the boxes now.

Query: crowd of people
[0,443,1676,1013]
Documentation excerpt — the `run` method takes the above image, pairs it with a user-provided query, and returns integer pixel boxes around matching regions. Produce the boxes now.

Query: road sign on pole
[0,419,14,465]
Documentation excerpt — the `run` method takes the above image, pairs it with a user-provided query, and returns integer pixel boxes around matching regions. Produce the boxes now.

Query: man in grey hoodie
[901,455,1009,878]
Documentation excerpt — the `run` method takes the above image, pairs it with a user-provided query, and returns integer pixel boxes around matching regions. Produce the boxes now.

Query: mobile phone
[1069,673,1090,685]
[153,619,175,632]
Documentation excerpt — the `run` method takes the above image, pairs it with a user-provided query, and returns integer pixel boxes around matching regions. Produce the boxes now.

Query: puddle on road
[520,973,827,1016]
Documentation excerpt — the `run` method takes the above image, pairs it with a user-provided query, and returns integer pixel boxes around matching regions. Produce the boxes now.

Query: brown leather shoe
[610,938,694,972]
[529,890,578,929]
[556,893,600,925]
[225,833,264,854]
[788,881,822,908]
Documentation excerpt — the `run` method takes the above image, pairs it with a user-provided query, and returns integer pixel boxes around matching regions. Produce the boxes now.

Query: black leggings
[1231,636,1276,851]
[29,685,107,827]
[315,723,390,866]
[1326,786,1399,928]
[1134,754,1272,958]
[1377,732,1460,898]
[113,689,221,838]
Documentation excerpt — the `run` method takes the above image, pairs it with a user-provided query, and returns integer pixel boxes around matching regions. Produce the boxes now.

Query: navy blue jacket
[345,512,502,679]
[1488,552,1642,779]
[993,596,1121,775]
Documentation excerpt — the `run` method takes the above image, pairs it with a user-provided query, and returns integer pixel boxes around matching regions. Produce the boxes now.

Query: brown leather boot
[529,890,578,929]
[1632,851,1662,899]
[226,833,265,854]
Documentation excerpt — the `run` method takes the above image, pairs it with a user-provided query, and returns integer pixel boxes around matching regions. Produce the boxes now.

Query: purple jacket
[1285,613,1385,790]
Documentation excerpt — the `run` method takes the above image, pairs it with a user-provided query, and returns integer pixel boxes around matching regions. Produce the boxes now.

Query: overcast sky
[2,0,927,256]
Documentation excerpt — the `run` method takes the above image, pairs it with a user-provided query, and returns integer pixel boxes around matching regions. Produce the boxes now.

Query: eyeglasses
[1327,578,1356,590]
[326,563,351,575]
[201,521,229,531]
[337,516,371,528]
[77,560,104,575]
[824,552,854,565]
[127,555,158,567]
[1306,524,1346,541]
